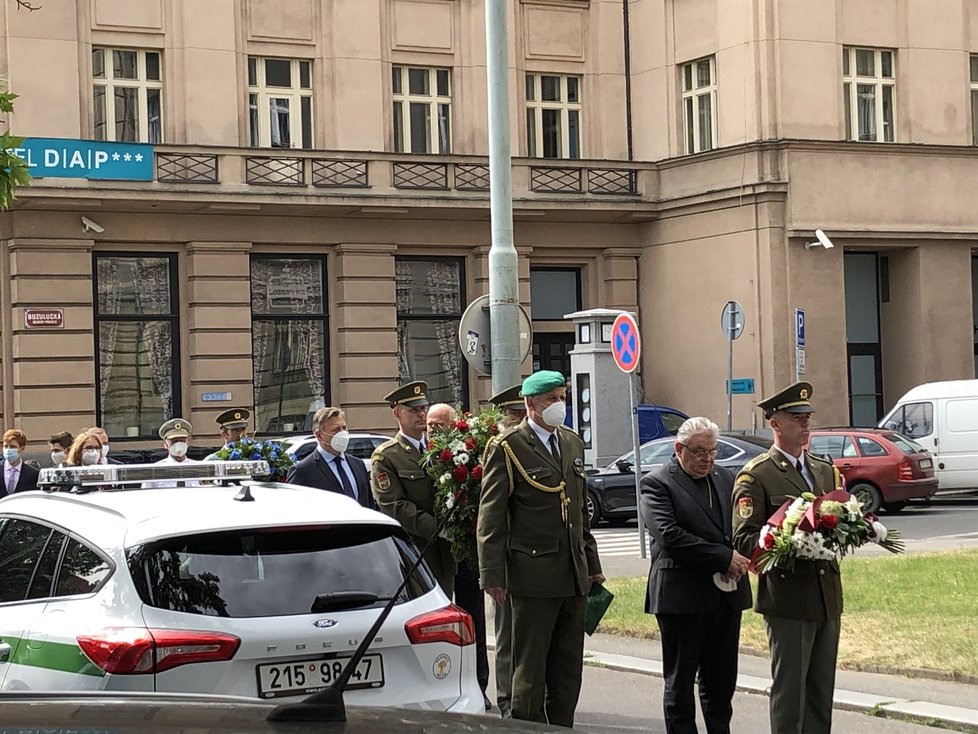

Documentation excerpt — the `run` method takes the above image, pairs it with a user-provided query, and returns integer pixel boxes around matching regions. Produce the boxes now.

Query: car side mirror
[615,459,633,474]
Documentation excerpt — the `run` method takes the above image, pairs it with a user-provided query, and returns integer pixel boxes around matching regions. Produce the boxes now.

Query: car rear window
[884,432,927,455]
[128,523,433,618]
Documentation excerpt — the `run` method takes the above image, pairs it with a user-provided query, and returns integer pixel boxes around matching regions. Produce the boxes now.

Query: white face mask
[540,400,567,428]
[82,449,101,466]
[51,450,67,465]
[168,441,188,458]
[329,430,350,454]
[100,444,110,458]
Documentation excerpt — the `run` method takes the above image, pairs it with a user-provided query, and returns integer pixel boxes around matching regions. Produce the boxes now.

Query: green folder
[584,581,614,636]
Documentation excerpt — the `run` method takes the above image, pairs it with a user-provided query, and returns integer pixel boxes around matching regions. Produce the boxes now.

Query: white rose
[455,452,470,466]
[871,521,887,544]
[758,525,772,549]
[445,493,455,509]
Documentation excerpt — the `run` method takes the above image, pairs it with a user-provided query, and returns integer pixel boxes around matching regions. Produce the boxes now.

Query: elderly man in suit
[478,370,603,728]
[2,428,39,496]
[640,416,752,734]
[287,406,372,508]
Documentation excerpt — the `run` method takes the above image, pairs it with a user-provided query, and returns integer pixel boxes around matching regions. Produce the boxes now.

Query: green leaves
[0,88,32,210]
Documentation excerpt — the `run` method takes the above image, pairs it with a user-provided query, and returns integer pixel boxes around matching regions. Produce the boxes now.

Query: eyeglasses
[681,444,719,458]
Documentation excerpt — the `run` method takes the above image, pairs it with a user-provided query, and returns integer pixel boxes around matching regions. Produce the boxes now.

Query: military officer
[478,370,603,728]
[204,408,251,461]
[731,382,842,734]
[484,383,527,719]
[143,419,200,489]
[371,381,456,596]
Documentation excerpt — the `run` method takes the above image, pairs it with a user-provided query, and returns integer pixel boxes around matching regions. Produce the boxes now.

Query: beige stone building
[1,0,977,455]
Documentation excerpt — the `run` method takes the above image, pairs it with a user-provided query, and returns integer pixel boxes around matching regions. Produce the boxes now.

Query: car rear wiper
[310,591,390,613]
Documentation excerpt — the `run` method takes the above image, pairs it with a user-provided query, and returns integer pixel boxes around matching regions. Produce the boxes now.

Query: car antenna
[266,507,461,724]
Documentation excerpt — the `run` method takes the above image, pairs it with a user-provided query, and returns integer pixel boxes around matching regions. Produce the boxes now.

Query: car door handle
[841,463,853,468]
[0,641,11,663]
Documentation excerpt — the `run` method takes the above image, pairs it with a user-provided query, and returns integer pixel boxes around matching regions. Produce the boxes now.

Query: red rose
[819,514,839,531]
[470,465,484,481]
[762,532,775,550]
[455,420,470,431]
[490,424,500,435]
[464,437,478,451]
[452,464,469,483]
[439,448,454,464]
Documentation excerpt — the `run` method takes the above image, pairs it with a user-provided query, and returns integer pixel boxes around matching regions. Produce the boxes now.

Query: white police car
[0,461,481,712]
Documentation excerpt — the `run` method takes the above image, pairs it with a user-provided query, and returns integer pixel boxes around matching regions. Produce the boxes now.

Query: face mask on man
[51,450,67,465]
[168,441,188,458]
[540,400,567,428]
[329,430,350,454]
[82,449,101,466]
[2,447,20,462]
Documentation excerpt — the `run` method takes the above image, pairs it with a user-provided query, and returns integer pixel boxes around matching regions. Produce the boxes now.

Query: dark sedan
[585,433,773,525]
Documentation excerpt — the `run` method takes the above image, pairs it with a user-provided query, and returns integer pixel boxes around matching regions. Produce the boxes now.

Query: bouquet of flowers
[214,437,294,481]
[422,407,503,567]
[753,489,904,573]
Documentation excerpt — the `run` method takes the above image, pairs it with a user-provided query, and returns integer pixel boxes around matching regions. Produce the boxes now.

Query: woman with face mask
[66,430,105,468]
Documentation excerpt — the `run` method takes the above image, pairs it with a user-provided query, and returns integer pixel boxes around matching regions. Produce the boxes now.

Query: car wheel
[586,491,602,526]
[883,501,908,513]
[850,482,882,514]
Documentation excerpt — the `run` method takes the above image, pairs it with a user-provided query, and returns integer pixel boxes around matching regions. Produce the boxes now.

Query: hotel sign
[13,138,154,181]
[24,308,65,329]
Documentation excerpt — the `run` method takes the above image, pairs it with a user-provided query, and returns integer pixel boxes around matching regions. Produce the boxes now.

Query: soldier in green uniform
[204,408,251,461]
[478,371,603,728]
[370,381,456,597]
[485,383,526,719]
[731,382,843,734]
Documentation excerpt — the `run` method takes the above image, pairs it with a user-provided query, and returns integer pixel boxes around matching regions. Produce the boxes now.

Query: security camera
[81,216,105,234]
[805,229,834,250]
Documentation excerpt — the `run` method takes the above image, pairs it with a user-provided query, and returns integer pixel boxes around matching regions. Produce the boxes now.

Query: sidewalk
[485,631,978,732]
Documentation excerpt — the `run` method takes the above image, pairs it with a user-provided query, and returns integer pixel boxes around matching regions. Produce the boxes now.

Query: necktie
[7,468,17,494]
[796,458,812,489]
[548,433,560,460]
[419,437,427,451]
[333,455,358,501]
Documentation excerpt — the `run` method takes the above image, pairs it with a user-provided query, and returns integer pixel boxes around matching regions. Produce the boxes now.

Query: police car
[0,461,481,712]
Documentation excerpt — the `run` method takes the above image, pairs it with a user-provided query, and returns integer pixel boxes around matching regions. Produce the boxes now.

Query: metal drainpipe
[623,0,634,161]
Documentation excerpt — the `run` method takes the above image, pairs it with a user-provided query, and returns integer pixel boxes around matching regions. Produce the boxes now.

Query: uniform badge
[736,473,753,485]
[376,471,391,490]
[737,496,754,519]
[779,460,788,469]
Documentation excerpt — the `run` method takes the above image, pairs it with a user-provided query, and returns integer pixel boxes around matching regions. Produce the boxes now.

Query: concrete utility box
[565,308,639,468]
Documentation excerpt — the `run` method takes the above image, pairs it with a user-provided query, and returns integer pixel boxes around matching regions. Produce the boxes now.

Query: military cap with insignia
[489,384,526,410]
[384,380,429,408]
[159,418,192,440]
[216,408,250,430]
[521,370,567,397]
[757,381,815,419]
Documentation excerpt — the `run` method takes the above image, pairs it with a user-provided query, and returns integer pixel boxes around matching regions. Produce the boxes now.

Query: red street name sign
[24,308,65,329]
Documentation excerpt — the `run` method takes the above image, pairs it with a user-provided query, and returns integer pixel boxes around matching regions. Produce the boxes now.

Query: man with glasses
[371,381,456,596]
[640,417,751,734]
[731,382,841,734]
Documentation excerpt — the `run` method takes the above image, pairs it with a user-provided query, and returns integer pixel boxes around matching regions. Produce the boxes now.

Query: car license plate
[256,654,384,698]
[919,458,933,469]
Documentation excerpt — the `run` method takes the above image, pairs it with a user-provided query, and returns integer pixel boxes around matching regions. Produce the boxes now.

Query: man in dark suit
[732,382,841,734]
[2,428,40,496]
[641,417,752,734]
[287,406,372,508]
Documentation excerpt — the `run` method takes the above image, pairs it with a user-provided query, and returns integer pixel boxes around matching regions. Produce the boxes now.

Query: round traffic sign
[721,300,745,340]
[611,312,641,374]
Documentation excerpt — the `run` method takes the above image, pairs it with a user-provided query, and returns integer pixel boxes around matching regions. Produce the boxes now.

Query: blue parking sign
[795,308,806,348]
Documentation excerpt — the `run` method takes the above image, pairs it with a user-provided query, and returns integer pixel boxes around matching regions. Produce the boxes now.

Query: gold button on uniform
[819,569,826,576]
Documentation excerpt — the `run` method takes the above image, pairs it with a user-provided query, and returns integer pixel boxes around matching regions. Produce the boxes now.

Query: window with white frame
[971,55,978,145]
[843,47,895,142]
[681,57,717,154]
[248,57,313,149]
[93,48,163,143]
[392,66,452,154]
[525,73,581,159]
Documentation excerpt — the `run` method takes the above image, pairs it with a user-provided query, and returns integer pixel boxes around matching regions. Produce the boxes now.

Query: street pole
[486,0,521,392]
[630,372,646,559]
[727,312,734,432]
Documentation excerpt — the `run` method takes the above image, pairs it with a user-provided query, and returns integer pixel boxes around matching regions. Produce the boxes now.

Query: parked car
[807,428,938,514]
[279,433,391,466]
[636,404,689,443]
[585,433,773,525]
[0,461,481,712]
[878,379,978,491]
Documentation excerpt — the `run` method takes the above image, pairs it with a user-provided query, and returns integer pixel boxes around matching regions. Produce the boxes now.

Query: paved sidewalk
[485,631,978,732]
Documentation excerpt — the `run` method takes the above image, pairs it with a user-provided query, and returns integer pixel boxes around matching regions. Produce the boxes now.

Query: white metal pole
[630,373,646,559]
[727,309,734,432]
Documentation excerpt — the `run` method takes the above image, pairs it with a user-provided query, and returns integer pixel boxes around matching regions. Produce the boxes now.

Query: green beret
[521,370,566,397]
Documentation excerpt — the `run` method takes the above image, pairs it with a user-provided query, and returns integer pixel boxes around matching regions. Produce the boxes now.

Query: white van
[878,380,978,491]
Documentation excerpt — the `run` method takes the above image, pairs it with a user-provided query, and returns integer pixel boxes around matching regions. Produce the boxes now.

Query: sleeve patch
[375,471,391,490]
[737,496,754,519]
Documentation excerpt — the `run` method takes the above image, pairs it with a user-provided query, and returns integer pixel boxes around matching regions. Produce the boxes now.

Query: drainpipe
[623,0,634,160]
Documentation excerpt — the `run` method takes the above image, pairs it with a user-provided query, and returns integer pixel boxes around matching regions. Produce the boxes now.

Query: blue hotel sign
[13,137,154,181]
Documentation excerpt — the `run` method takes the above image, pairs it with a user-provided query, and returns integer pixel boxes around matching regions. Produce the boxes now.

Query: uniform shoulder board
[740,452,771,472]
[807,452,833,466]
[556,425,583,445]
[371,438,399,460]
[498,425,520,441]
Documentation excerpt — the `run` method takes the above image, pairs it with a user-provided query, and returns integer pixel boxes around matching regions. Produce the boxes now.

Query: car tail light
[405,604,475,646]
[897,458,914,481]
[77,628,240,674]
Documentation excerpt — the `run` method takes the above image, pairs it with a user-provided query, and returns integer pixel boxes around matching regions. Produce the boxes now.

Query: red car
[807,428,938,514]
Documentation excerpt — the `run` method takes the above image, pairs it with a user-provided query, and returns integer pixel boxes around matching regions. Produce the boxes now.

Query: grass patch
[600,549,978,678]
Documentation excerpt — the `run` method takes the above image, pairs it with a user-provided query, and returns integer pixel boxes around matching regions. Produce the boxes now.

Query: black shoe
[483,693,492,712]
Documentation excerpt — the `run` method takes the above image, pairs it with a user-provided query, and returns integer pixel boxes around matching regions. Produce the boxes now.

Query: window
[395,258,466,406]
[843,47,895,142]
[248,57,313,149]
[526,73,581,159]
[881,401,933,439]
[972,56,978,144]
[92,47,163,143]
[56,538,112,596]
[392,66,452,154]
[251,256,328,435]
[856,436,888,457]
[809,434,854,460]
[681,56,717,154]
[530,268,581,320]
[0,519,53,603]
[95,255,180,439]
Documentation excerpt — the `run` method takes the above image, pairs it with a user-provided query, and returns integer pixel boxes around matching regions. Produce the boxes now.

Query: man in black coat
[2,428,39,496]
[286,407,373,509]
[640,417,752,734]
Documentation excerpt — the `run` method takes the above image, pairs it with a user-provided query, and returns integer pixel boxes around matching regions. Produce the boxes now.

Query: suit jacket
[287,449,373,508]
[1,459,40,497]
[478,419,602,598]
[640,458,751,614]
[731,446,843,622]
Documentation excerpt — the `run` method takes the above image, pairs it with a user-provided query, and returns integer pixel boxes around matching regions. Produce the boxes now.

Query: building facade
[1,0,977,453]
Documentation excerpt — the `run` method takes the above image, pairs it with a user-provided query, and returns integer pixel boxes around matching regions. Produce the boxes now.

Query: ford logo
[313,618,338,629]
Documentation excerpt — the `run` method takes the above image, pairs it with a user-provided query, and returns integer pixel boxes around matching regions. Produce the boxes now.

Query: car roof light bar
[37,461,272,490]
